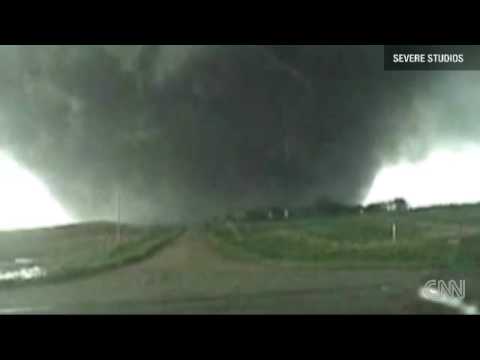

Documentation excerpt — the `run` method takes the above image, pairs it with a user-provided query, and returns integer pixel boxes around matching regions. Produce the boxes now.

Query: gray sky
[0,45,477,223]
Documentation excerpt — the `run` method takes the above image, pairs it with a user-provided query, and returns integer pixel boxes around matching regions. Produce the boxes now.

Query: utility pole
[116,185,121,242]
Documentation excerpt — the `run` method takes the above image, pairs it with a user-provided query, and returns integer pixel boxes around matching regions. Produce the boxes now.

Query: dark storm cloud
[0,45,473,223]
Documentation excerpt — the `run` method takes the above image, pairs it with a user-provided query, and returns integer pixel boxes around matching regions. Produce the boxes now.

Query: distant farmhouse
[364,198,409,213]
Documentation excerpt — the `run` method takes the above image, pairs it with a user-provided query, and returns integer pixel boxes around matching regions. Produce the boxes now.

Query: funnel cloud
[0,45,478,223]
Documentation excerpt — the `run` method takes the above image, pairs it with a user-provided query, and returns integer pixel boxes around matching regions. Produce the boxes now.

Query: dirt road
[0,228,474,314]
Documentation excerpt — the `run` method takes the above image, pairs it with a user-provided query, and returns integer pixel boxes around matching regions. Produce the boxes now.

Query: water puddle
[0,265,47,282]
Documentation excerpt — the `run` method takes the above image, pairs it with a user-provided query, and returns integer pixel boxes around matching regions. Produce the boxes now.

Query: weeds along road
[0,227,476,314]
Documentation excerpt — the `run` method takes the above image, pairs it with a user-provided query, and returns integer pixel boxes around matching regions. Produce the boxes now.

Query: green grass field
[0,223,185,288]
[3,203,480,289]
[208,204,480,270]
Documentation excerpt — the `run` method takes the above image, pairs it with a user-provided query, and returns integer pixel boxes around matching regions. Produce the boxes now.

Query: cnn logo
[421,280,466,301]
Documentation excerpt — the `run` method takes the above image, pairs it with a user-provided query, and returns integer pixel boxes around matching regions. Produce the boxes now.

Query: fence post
[392,223,397,243]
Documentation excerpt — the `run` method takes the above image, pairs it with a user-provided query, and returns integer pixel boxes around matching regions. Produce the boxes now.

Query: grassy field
[2,203,480,290]
[207,204,480,270]
[0,223,184,288]
[1,208,479,313]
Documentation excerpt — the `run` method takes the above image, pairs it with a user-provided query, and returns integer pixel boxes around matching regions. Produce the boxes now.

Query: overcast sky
[0,45,478,223]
